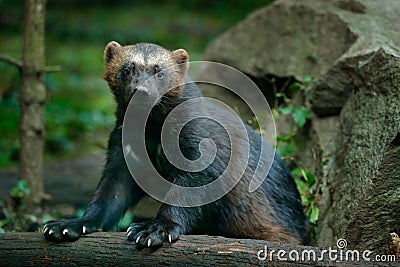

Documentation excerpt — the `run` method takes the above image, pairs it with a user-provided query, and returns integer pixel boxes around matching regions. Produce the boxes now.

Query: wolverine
[44,41,307,247]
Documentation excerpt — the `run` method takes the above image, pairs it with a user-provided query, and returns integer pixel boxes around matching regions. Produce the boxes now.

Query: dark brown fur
[43,42,307,248]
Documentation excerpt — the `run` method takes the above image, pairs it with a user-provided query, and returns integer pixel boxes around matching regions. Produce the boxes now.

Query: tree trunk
[19,0,47,211]
[1,233,396,266]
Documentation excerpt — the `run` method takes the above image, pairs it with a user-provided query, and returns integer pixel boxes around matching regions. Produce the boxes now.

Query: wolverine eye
[122,62,135,76]
[154,65,164,79]
[156,72,164,79]
[122,67,130,76]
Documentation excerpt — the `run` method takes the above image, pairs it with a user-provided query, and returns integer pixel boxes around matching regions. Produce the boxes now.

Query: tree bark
[1,233,396,266]
[19,0,47,211]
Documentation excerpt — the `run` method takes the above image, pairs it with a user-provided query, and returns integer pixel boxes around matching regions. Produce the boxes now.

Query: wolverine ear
[173,49,189,73]
[104,41,121,63]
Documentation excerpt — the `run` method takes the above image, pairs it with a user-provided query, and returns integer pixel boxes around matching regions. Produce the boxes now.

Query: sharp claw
[82,226,86,234]
[49,229,54,235]
[63,229,68,235]
[127,226,133,233]
[147,239,152,247]
[44,227,48,234]
[127,231,132,237]
[135,236,141,243]
[168,234,172,243]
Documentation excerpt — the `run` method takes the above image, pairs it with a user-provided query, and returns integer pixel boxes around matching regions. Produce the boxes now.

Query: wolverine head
[103,41,189,106]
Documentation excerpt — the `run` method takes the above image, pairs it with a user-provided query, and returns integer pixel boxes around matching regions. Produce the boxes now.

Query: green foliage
[304,75,313,84]
[75,208,85,219]
[278,106,312,128]
[276,133,297,157]
[117,211,134,231]
[307,54,318,63]
[293,107,312,128]
[273,76,319,239]
[292,167,318,224]
[275,77,313,155]
[287,166,320,240]
[10,180,30,199]
[1,181,31,232]
[276,77,313,128]
[0,180,56,232]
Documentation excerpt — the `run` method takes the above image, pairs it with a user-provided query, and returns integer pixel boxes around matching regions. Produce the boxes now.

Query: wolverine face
[116,59,167,104]
[103,41,189,106]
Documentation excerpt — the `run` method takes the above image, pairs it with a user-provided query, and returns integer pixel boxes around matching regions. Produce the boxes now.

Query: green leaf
[0,227,5,234]
[307,193,314,202]
[307,54,318,63]
[293,107,312,128]
[10,188,24,199]
[293,176,307,195]
[278,106,293,115]
[276,134,294,144]
[300,168,315,188]
[277,144,296,157]
[309,205,319,223]
[75,208,85,218]
[291,167,303,177]
[288,82,302,92]
[117,211,134,230]
[10,180,30,199]
[17,180,30,192]
[301,197,310,208]
[304,75,313,84]
[0,218,10,228]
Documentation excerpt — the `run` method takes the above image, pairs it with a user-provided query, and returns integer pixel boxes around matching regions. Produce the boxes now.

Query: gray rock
[199,0,400,253]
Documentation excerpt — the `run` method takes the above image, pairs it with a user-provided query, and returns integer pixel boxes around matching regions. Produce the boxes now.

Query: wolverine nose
[133,86,150,96]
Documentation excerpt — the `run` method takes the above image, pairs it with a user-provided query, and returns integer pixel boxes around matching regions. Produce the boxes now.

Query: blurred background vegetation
[0,0,272,168]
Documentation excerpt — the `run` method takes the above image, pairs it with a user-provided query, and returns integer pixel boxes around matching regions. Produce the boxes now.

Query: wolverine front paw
[127,219,182,248]
[43,219,96,242]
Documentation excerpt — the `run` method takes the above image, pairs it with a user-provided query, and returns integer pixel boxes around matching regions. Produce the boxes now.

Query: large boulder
[200,0,400,254]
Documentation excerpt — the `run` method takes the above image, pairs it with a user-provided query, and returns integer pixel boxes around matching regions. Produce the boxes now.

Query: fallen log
[0,233,397,266]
